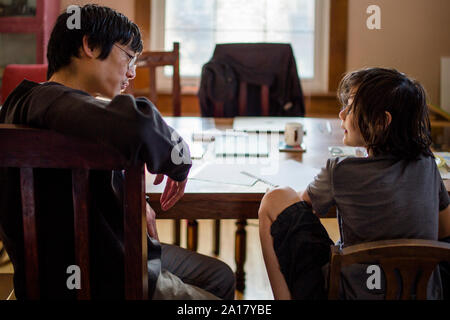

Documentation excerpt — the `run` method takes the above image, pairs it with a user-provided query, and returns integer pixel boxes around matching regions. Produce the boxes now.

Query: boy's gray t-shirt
[307,154,450,299]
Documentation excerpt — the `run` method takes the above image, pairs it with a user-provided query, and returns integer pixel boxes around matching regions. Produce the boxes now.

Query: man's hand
[146,203,159,241]
[153,174,188,211]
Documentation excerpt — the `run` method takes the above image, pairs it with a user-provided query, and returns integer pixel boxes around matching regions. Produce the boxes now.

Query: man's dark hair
[338,67,433,160]
[47,4,143,79]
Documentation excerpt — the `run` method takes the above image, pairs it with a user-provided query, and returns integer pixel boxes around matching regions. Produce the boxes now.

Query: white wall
[347,0,450,106]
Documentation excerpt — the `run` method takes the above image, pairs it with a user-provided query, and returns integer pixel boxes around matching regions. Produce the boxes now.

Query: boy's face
[339,95,365,147]
[92,43,138,98]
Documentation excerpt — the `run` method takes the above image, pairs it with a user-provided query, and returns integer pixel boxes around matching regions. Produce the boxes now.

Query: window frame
[150,0,331,94]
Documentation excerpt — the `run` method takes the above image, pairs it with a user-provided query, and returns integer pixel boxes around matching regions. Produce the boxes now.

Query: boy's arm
[439,205,450,240]
[297,190,312,205]
[297,189,322,216]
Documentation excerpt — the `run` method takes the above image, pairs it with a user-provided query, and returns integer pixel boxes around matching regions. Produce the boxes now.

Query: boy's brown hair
[338,67,433,160]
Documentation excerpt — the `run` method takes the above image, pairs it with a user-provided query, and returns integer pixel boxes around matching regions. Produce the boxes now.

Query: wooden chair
[328,239,450,300]
[130,42,181,116]
[0,124,148,300]
[199,43,305,118]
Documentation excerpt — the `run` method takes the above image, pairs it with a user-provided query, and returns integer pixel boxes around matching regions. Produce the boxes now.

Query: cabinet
[0,0,60,85]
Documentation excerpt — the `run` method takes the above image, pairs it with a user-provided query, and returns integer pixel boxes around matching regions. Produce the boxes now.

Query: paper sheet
[328,146,368,157]
[435,152,450,180]
[189,162,259,186]
[242,159,321,191]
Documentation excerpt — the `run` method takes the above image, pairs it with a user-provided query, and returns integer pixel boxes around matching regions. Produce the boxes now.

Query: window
[151,0,330,93]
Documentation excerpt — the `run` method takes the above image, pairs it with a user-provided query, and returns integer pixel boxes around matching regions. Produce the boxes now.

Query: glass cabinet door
[0,0,37,17]
[0,33,37,88]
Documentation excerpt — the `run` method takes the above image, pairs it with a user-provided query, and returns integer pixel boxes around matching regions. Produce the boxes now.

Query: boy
[258,68,450,299]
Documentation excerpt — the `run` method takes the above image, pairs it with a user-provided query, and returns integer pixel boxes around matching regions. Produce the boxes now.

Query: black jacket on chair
[198,43,305,117]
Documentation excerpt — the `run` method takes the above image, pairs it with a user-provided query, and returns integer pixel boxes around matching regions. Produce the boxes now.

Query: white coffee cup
[284,122,303,146]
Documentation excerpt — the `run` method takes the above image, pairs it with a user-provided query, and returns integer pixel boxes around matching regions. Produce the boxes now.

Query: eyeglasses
[114,44,138,71]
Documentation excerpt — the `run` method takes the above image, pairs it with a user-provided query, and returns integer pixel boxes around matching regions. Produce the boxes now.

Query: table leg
[0,240,5,260]
[235,219,247,292]
[213,219,221,256]
[187,219,198,251]
[173,220,181,246]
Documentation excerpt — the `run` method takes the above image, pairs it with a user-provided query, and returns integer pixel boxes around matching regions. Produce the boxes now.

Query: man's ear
[81,35,97,59]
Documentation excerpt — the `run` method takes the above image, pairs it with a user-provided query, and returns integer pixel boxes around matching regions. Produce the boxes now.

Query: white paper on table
[242,159,321,191]
[328,146,368,157]
[189,143,206,159]
[439,168,450,180]
[434,152,450,180]
[189,162,259,186]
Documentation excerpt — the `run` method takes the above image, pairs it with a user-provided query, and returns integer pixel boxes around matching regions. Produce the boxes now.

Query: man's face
[93,43,138,98]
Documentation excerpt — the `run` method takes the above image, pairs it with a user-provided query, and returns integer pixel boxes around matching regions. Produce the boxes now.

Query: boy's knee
[259,186,300,221]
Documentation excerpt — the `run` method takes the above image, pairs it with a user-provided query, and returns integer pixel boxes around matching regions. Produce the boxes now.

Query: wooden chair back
[212,82,269,118]
[203,42,305,118]
[0,124,148,300]
[130,42,181,116]
[328,239,450,300]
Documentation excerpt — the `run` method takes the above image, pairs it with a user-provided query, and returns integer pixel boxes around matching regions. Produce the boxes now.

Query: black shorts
[271,201,334,300]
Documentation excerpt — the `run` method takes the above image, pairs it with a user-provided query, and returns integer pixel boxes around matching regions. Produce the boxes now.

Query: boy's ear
[81,35,97,59]
[373,111,392,133]
[384,111,392,128]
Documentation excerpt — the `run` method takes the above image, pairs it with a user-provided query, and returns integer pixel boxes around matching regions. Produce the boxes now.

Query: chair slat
[397,263,417,300]
[327,247,342,300]
[383,264,399,300]
[261,85,270,116]
[124,166,148,300]
[72,169,91,299]
[149,65,157,104]
[416,263,437,300]
[20,168,40,299]
[239,82,247,116]
[172,43,181,117]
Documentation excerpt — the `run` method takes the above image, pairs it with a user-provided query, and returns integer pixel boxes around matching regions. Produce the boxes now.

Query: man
[0,4,235,300]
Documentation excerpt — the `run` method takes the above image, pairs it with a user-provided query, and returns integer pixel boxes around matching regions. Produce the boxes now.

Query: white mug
[284,122,303,146]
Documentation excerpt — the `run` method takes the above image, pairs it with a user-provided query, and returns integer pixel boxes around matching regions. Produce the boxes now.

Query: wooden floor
[0,218,339,300]
[0,244,14,300]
